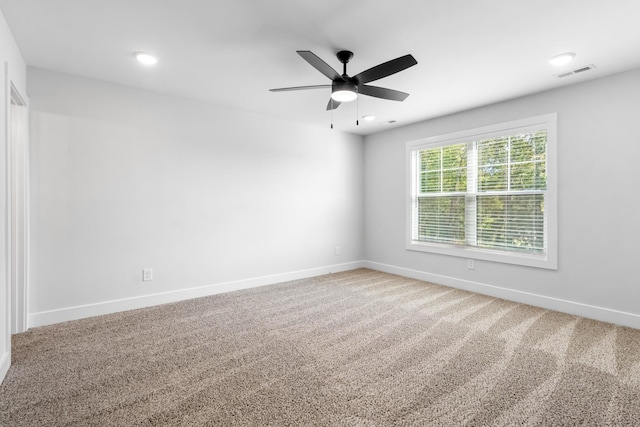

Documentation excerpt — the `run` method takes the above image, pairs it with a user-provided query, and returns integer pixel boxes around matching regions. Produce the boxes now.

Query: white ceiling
[1,0,639,135]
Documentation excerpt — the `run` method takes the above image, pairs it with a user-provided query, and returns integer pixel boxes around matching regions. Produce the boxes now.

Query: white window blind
[407,114,557,269]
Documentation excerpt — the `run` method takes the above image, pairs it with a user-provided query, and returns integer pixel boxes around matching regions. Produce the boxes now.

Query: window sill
[407,240,557,270]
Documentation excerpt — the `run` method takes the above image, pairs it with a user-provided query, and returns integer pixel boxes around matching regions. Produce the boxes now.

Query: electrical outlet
[467,259,475,270]
[335,246,341,255]
[142,268,153,281]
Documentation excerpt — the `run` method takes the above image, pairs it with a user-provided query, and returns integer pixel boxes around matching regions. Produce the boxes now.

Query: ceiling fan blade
[353,54,417,84]
[297,51,342,81]
[358,85,410,101]
[269,84,331,92]
[326,98,341,110]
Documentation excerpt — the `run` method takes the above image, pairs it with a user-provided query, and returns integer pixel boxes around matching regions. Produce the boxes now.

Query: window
[406,114,557,269]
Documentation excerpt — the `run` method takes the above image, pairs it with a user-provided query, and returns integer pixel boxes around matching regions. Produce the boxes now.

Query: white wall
[364,69,640,328]
[22,57,640,333]
[28,68,364,326]
[0,8,27,382]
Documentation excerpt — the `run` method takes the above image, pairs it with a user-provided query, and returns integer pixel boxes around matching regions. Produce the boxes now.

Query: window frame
[406,114,558,270]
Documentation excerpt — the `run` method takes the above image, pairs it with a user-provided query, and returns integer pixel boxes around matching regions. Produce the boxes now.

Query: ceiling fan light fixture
[331,89,357,103]
[331,80,358,103]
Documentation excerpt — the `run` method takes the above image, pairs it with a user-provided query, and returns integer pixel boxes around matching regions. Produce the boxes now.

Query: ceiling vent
[554,64,596,79]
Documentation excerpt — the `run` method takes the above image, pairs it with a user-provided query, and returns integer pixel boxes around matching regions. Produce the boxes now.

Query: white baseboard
[28,261,365,328]
[27,260,640,330]
[364,261,640,330]
[0,351,9,384]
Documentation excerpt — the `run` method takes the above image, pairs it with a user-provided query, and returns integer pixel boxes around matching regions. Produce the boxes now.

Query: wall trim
[28,259,640,331]
[29,261,365,328]
[364,261,640,329]
[363,261,640,329]
[0,351,9,383]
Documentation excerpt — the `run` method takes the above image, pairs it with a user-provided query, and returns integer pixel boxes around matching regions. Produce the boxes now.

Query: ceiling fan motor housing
[332,79,357,93]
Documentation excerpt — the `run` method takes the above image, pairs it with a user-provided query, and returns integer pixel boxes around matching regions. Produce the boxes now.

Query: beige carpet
[1,269,639,426]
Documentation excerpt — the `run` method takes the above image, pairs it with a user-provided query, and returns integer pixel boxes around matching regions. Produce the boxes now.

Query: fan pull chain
[356,96,359,126]
[330,100,334,129]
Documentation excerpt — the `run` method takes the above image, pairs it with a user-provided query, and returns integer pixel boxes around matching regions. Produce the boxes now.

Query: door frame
[8,83,28,334]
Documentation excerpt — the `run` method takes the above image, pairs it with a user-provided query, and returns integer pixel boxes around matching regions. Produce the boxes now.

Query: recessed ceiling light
[362,115,375,122]
[135,52,158,66]
[548,52,575,66]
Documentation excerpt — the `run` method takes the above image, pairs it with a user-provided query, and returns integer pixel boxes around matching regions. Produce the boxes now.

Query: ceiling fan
[270,50,418,111]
